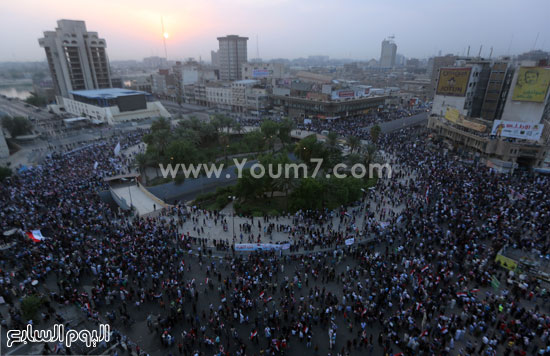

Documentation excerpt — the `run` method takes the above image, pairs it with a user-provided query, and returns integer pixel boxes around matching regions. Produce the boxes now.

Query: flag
[421,265,429,273]
[26,230,46,242]
[114,142,121,156]
[456,292,467,297]
[425,187,430,204]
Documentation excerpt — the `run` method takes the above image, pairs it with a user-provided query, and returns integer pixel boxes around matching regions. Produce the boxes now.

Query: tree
[0,166,11,182]
[167,140,201,165]
[235,169,265,201]
[134,153,148,184]
[150,117,171,132]
[243,130,265,152]
[261,120,279,152]
[25,92,48,107]
[21,295,43,321]
[278,118,294,147]
[348,135,361,154]
[370,124,381,143]
[232,121,244,135]
[294,135,329,168]
[218,134,230,162]
[290,178,324,211]
[326,131,338,149]
[2,116,33,137]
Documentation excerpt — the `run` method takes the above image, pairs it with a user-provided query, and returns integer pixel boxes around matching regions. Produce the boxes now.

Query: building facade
[217,35,248,81]
[428,61,550,172]
[271,95,386,120]
[59,88,171,125]
[39,19,112,98]
[379,39,397,69]
[241,62,285,80]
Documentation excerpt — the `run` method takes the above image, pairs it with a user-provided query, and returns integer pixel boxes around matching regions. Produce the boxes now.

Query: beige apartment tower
[39,19,112,98]
[217,35,248,81]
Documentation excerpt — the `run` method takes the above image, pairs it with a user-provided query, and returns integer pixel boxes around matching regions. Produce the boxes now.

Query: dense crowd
[0,119,549,356]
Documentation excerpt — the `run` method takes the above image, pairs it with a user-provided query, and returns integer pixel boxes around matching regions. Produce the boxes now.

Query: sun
[163,32,169,39]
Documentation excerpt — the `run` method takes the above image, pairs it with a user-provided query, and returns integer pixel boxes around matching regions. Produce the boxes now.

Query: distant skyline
[1,0,549,62]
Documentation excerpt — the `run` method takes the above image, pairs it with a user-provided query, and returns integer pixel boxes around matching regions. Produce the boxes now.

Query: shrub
[21,295,43,321]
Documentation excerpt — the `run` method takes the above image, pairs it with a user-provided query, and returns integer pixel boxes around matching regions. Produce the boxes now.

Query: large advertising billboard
[511,67,550,103]
[436,67,471,96]
[491,120,544,141]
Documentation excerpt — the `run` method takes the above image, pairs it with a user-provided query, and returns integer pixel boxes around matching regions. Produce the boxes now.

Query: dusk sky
[1,0,549,62]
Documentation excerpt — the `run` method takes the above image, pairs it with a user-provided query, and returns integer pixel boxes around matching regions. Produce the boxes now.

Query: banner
[444,107,486,132]
[235,243,288,251]
[512,67,550,103]
[252,69,272,78]
[345,238,355,246]
[436,68,471,96]
[491,120,544,141]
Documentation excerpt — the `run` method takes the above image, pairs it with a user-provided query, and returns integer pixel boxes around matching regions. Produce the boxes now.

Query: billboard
[252,69,272,78]
[338,90,355,98]
[491,120,544,140]
[436,67,471,96]
[511,67,550,103]
[444,107,486,132]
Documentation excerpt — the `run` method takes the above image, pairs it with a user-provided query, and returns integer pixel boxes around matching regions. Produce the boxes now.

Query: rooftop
[71,88,147,99]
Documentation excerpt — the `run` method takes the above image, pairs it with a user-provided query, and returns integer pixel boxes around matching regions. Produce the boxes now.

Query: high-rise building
[39,19,112,98]
[210,50,219,68]
[217,35,248,81]
[379,38,397,69]
[428,55,458,96]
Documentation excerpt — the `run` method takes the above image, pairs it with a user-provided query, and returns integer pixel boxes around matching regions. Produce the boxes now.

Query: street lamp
[229,196,236,239]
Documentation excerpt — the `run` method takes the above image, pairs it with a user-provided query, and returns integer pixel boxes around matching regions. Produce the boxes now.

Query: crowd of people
[0,116,549,356]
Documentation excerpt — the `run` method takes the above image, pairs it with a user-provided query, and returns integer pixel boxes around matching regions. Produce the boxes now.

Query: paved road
[378,112,428,133]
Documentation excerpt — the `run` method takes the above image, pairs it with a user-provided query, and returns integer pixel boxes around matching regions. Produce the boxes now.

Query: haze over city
[1,0,550,62]
[2,0,550,355]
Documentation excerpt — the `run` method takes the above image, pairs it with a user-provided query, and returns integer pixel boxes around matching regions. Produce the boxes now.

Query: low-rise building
[241,62,286,80]
[59,88,171,125]
[206,84,233,111]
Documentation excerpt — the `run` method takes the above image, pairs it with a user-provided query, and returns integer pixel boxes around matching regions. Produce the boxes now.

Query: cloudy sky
[1,0,549,62]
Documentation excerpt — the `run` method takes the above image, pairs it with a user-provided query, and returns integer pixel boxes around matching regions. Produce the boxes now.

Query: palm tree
[370,124,381,143]
[327,131,338,149]
[348,135,361,154]
[134,153,149,184]
[232,121,244,135]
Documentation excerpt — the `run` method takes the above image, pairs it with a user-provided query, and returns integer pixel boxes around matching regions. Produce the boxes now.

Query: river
[0,87,32,100]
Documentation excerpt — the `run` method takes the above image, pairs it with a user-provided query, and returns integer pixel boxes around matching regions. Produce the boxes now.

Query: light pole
[229,196,236,239]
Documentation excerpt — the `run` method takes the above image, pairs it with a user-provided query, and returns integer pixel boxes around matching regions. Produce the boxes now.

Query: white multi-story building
[39,19,112,98]
[59,88,171,125]
[431,63,487,118]
[217,35,248,81]
[231,80,258,112]
[380,38,397,69]
[206,84,233,111]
